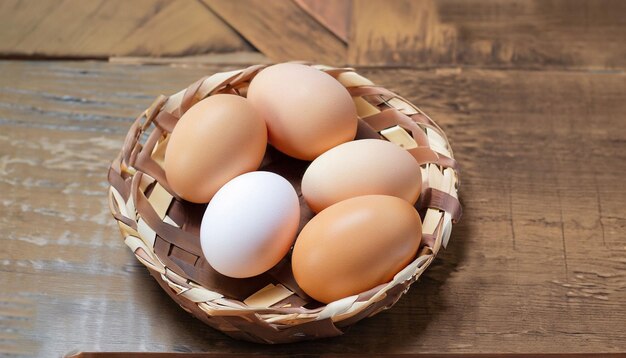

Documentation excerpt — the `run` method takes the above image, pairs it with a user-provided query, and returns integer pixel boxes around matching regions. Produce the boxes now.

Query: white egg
[200,171,300,278]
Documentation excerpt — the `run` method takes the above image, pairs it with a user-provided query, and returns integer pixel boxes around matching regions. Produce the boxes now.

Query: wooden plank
[202,0,347,64]
[0,0,250,58]
[69,354,626,358]
[1,60,625,355]
[349,0,626,69]
[294,0,352,42]
[349,0,456,66]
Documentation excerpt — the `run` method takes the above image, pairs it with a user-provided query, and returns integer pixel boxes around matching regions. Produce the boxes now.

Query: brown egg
[164,94,267,203]
[247,63,358,160]
[292,195,422,304]
[302,139,422,213]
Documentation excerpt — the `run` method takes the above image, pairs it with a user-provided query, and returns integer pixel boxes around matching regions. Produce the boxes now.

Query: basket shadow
[127,211,470,353]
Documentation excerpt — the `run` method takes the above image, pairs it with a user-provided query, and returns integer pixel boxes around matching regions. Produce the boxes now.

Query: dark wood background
[0,0,625,356]
[1,0,625,69]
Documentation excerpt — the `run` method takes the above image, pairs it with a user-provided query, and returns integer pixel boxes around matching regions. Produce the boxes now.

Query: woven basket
[107,63,462,344]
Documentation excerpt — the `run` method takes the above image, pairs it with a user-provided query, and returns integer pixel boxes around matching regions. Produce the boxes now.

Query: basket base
[146,267,346,344]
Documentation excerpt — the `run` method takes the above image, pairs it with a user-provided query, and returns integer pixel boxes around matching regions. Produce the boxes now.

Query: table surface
[1,60,625,356]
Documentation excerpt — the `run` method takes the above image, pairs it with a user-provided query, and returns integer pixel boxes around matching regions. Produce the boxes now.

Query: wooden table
[1,60,624,356]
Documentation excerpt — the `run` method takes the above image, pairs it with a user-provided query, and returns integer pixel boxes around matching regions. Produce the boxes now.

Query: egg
[247,63,358,160]
[292,195,422,304]
[301,139,422,213]
[200,171,300,278]
[164,94,267,203]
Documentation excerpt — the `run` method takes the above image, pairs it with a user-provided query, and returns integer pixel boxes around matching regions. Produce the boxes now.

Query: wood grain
[3,0,626,70]
[1,60,625,356]
[0,0,249,58]
[349,0,626,69]
[294,0,352,42]
[203,0,347,64]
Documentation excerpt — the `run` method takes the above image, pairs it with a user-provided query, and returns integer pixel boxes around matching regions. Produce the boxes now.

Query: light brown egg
[301,139,422,213]
[247,63,358,160]
[292,195,422,304]
[164,94,267,203]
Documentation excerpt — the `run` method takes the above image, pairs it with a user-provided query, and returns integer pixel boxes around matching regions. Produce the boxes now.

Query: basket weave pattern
[107,64,461,343]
